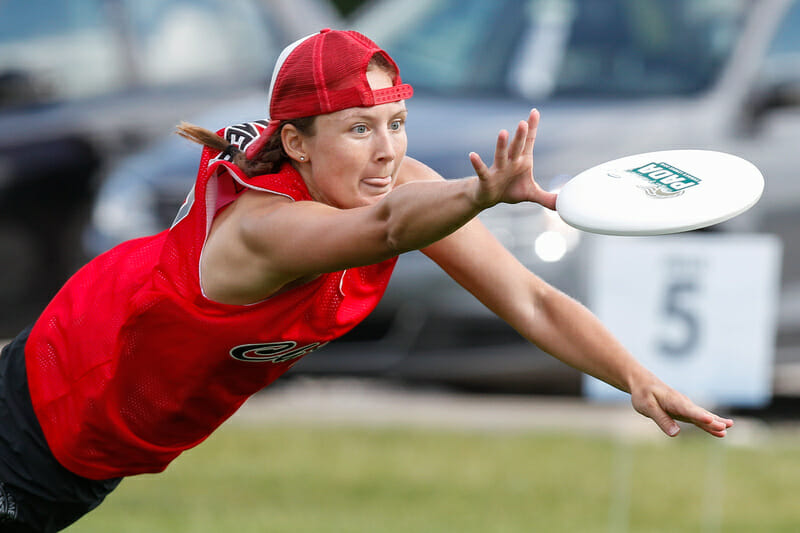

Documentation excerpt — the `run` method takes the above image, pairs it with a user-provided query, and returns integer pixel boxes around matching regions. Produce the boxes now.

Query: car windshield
[0,0,124,104]
[0,0,274,107]
[354,0,749,98]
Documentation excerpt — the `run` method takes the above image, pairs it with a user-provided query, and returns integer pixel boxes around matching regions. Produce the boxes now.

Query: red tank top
[25,121,397,480]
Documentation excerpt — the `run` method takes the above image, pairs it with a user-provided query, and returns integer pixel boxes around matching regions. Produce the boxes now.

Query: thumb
[469,152,489,178]
[653,410,681,437]
[535,190,558,211]
[634,396,681,437]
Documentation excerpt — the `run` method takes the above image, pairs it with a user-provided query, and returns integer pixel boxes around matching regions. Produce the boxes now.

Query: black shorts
[0,327,122,532]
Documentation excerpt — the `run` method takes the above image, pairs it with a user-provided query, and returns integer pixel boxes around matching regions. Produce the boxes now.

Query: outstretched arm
[202,110,555,303]
[423,215,732,438]
[408,119,732,437]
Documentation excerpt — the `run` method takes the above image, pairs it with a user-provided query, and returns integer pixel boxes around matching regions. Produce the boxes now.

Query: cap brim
[372,84,413,105]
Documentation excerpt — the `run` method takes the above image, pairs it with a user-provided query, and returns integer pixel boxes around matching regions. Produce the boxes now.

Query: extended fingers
[676,415,732,438]
[523,108,539,154]
[694,413,734,437]
[493,129,509,169]
[507,120,529,160]
[490,110,538,167]
[660,393,734,438]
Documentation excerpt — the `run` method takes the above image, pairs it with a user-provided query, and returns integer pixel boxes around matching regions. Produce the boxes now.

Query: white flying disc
[555,150,764,236]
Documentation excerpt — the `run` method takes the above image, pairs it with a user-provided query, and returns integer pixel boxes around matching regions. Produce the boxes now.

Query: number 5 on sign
[583,234,782,407]
[659,277,701,357]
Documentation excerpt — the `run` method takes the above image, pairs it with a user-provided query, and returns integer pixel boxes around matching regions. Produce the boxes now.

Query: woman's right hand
[468,109,557,210]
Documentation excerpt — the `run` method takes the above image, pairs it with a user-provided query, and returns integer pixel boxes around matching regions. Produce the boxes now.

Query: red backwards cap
[245,29,414,159]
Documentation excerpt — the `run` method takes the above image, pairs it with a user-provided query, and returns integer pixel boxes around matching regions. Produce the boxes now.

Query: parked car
[85,0,800,394]
[0,0,341,336]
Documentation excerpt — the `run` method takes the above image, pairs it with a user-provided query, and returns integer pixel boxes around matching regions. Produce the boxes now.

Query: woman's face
[297,68,408,208]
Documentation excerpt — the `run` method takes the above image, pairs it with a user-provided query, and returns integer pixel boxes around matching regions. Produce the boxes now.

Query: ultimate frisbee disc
[555,150,764,236]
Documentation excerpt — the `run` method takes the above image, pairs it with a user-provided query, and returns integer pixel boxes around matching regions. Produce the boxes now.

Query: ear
[281,124,309,163]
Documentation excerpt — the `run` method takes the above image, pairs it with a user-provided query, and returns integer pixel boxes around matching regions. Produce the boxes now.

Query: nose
[373,128,396,163]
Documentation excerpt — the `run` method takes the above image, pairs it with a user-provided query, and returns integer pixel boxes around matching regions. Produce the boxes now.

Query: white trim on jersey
[223,165,295,200]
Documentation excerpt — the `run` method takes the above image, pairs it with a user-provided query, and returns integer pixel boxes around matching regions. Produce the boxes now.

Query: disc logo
[627,162,702,199]
[230,340,328,363]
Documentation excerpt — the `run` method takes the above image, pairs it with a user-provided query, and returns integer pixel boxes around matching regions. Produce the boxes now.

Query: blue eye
[353,125,368,134]
[389,120,402,131]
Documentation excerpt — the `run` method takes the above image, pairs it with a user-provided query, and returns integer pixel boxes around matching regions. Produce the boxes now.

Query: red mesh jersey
[25,122,397,480]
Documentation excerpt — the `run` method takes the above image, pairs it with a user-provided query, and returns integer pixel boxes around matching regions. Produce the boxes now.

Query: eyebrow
[340,104,407,121]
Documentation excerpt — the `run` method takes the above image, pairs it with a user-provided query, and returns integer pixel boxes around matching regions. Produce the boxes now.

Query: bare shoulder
[200,189,296,304]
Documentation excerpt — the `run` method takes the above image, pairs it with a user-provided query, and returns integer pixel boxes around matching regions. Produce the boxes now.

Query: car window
[0,0,277,108]
[0,0,126,105]
[768,0,800,55]
[354,0,528,94]
[761,0,800,84]
[124,0,275,87]
[553,0,747,97]
[354,0,748,98]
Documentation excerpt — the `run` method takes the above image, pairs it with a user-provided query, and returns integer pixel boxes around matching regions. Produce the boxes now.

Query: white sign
[583,234,782,407]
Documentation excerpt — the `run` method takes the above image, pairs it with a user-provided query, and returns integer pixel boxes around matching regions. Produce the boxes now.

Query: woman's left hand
[630,375,734,437]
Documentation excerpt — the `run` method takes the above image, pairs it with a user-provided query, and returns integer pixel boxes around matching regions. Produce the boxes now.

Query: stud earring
[299,155,306,161]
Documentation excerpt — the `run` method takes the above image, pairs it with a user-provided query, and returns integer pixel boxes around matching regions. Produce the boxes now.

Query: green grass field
[66,421,800,533]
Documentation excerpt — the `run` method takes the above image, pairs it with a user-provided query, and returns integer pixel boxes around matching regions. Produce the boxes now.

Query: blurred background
[4,0,800,531]
[6,0,799,404]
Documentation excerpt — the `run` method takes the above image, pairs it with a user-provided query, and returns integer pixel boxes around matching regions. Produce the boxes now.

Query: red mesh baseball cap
[245,28,414,159]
